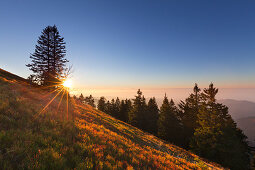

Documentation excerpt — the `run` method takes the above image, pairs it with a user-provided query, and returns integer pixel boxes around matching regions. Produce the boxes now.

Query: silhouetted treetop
[26,25,68,87]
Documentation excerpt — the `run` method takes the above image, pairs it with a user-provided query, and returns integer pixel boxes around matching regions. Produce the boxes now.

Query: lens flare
[62,79,72,88]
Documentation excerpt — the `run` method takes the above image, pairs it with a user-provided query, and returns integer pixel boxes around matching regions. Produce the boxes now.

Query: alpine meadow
[1,0,255,169]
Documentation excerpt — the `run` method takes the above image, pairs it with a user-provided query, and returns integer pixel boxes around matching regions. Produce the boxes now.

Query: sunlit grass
[36,77,73,120]
[0,75,223,169]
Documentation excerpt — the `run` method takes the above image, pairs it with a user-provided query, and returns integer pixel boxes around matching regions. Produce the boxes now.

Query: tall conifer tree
[26,25,68,86]
[79,93,85,103]
[158,95,182,145]
[146,97,159,135]
[115,97,121,119]
[128,89,147,129]
[97,96,107,112]
[108,99,116,117]
[119,99,132,122]
[178,83,201,148]
[85,95,95,107]
[105,100,111,114]
[191,83,250,170]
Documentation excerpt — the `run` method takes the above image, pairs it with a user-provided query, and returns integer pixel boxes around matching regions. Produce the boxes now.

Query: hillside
[0,68,30,83]
[0,69,223,169]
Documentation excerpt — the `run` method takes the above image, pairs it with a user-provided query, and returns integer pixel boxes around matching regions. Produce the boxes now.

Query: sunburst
[62,79,72,88]
[36,77,73,120]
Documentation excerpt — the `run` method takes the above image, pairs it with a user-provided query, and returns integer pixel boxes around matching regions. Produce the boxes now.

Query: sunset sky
[1,0,255,100]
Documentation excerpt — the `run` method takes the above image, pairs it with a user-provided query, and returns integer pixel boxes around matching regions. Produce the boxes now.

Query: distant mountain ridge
[219,99,255,119]
[219,99,255,146]
[237,117,255,146]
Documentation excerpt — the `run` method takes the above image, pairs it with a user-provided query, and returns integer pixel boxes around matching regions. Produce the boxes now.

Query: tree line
[76,83,250,170]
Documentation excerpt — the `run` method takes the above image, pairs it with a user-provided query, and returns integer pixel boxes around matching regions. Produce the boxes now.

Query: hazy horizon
[70,86,255,103]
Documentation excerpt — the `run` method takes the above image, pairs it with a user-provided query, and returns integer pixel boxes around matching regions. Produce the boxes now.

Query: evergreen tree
[158,95,182,145]
[26,25,68,86]
[114,97,121,119]
[119,100,126,121]
[145,97,159,135]
[119,99,132,122]
[178,83,201,148]
[73,95,77,100]
[107,98,121,118]
[201,82,218,104]
[109,99,116,117]
[105,100,111,114]
[193,83,201,109]
[79,93,85,103]
[85,95,95,107]
[128,89,147,129]
[97,96,107,112]
[190,83,250,170]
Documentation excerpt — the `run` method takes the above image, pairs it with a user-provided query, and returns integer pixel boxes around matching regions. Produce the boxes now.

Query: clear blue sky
[1,0,255,90]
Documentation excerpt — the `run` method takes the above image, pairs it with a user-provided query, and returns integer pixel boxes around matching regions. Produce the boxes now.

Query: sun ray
[47,72,63,82]
[39,85,63,93]
[38,88,64,115]
[42,87,63,97]
[57,89,66,115]
[39,83,62,87]
[42,86,63,98]
[66,89,69,120]
[32,75,72,120]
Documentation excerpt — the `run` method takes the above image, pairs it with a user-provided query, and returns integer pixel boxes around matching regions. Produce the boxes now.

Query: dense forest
[75,84,251,170]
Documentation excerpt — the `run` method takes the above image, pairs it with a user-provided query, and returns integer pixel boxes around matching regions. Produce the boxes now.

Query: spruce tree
[115,97,121,119]
[85,95,95,107]
[107,98,121,118]
[178,83,201,148]
[201,82,218,104]
[79,93,85,103]
[191,83,250,170]
[146,97,159,135]
[128,89,147,129]
[97,96,107,112]
[105,100,111,114]
[158,95,182,145]
[26,25,68,86]
[119,99,132,122]
[73,95,77,100]
[109,99,116,117]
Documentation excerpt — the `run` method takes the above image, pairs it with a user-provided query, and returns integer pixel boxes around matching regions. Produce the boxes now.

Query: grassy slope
[0,69,223,169]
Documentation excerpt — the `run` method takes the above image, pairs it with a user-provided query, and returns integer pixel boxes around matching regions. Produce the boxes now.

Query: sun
[62,79,72,88]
